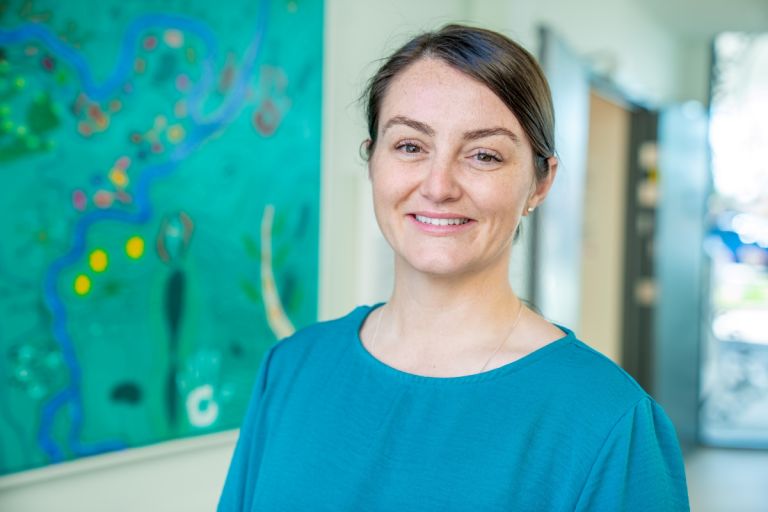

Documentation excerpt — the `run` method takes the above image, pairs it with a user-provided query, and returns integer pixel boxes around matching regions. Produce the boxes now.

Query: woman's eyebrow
[382,116,435,136]
[463,127,520,144]
[382,117,519,145]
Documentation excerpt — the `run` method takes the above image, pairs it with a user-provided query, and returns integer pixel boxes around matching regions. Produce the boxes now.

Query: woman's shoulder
[538,327,657,421]
[267,304,372,364]
[515,328,682,466]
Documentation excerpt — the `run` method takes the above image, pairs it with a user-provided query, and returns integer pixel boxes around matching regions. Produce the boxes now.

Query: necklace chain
[368,300,525,374]
[479,300,524,372]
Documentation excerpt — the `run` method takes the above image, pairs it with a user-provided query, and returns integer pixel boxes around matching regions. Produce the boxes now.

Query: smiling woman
[368,57,553,281]
[218,25,690,512]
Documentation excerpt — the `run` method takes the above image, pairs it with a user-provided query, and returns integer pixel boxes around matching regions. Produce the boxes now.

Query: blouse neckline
[352,303,575,385]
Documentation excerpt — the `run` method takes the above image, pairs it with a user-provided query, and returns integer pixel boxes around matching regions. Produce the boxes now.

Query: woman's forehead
[378,59,525,137]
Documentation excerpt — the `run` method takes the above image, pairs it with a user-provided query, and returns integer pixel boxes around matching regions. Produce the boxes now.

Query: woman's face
[369,58,555,279]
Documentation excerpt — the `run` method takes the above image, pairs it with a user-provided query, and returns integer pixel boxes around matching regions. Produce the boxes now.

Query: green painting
[0,0,322,474]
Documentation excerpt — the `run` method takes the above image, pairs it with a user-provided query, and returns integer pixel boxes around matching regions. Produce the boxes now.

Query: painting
[0,0,322,474]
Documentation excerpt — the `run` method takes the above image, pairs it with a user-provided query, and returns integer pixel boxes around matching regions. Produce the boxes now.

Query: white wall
[469,0,683,104]
[0,1,691,510]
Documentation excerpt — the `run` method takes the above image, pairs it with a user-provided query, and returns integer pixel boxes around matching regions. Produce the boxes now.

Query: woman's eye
[473,151,502,163]
[395,142,421,154]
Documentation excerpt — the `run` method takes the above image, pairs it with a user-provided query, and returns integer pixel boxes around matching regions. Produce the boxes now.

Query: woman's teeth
[414,215,469,226]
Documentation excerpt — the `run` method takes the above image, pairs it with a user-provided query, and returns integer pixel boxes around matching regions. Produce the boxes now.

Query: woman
[219,25,689,511]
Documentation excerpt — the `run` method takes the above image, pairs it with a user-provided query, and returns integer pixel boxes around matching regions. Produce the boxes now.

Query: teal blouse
[219,305,689,511]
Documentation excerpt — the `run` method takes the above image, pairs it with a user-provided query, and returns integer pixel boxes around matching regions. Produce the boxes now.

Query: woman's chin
[399,255,476,278]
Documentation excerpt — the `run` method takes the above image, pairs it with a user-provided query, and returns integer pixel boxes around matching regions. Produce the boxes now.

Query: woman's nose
[419,157,462,203]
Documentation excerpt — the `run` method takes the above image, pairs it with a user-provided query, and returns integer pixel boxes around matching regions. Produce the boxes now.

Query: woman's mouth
[413,214,470,226]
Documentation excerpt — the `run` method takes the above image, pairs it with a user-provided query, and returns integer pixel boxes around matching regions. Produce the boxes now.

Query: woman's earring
[527,206,535,213]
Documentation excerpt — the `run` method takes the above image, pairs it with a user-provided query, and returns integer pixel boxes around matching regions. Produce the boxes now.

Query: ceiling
[643,0,768,41]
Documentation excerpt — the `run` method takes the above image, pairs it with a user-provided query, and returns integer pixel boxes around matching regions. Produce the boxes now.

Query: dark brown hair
[363,24,555,181]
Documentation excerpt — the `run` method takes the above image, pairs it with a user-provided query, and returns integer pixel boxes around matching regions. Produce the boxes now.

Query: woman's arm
[217,345,277,512]
[574,397,690,511]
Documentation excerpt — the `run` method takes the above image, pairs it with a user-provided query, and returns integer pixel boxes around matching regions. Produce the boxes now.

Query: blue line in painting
[0,14,218,116]
[198,0,270,128]
[3,0,271,463]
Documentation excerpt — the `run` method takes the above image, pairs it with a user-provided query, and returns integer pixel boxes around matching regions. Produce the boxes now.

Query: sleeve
[574,397,690,512]
[217,345,277,512]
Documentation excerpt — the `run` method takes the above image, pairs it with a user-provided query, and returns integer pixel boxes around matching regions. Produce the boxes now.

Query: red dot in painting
[253,100,280,137]
[78,121,92,137]
[117,156,131,169]
[143,35,158,51]
[116,190,133,204]
[41,55,55,72]
[94,190,114,208]
[175,74,190,91]
[130,132,142,144]
[72,189,87,211]
[87,105,101,120]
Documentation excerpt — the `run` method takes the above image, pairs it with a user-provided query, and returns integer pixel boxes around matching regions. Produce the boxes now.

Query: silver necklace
[368,300,525,374]
[479,300,524,372]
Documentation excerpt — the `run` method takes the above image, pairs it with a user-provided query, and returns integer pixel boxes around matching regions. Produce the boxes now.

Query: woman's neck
[382,257,521,354]
[362,254,563,377]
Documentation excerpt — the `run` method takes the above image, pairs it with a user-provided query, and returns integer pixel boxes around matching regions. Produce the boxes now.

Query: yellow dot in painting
[109,167,129,188]
[126,236,145,259]
[167,124,185,143]
[89,249,108,272]
[74,274,91,295]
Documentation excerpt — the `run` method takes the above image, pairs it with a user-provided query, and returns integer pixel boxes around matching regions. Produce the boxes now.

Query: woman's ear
[362,139,374,179]
[527,156,558,210]
[360,139,373,161]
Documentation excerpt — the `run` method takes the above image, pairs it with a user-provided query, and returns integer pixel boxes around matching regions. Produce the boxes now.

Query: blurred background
[1,0,767,510]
